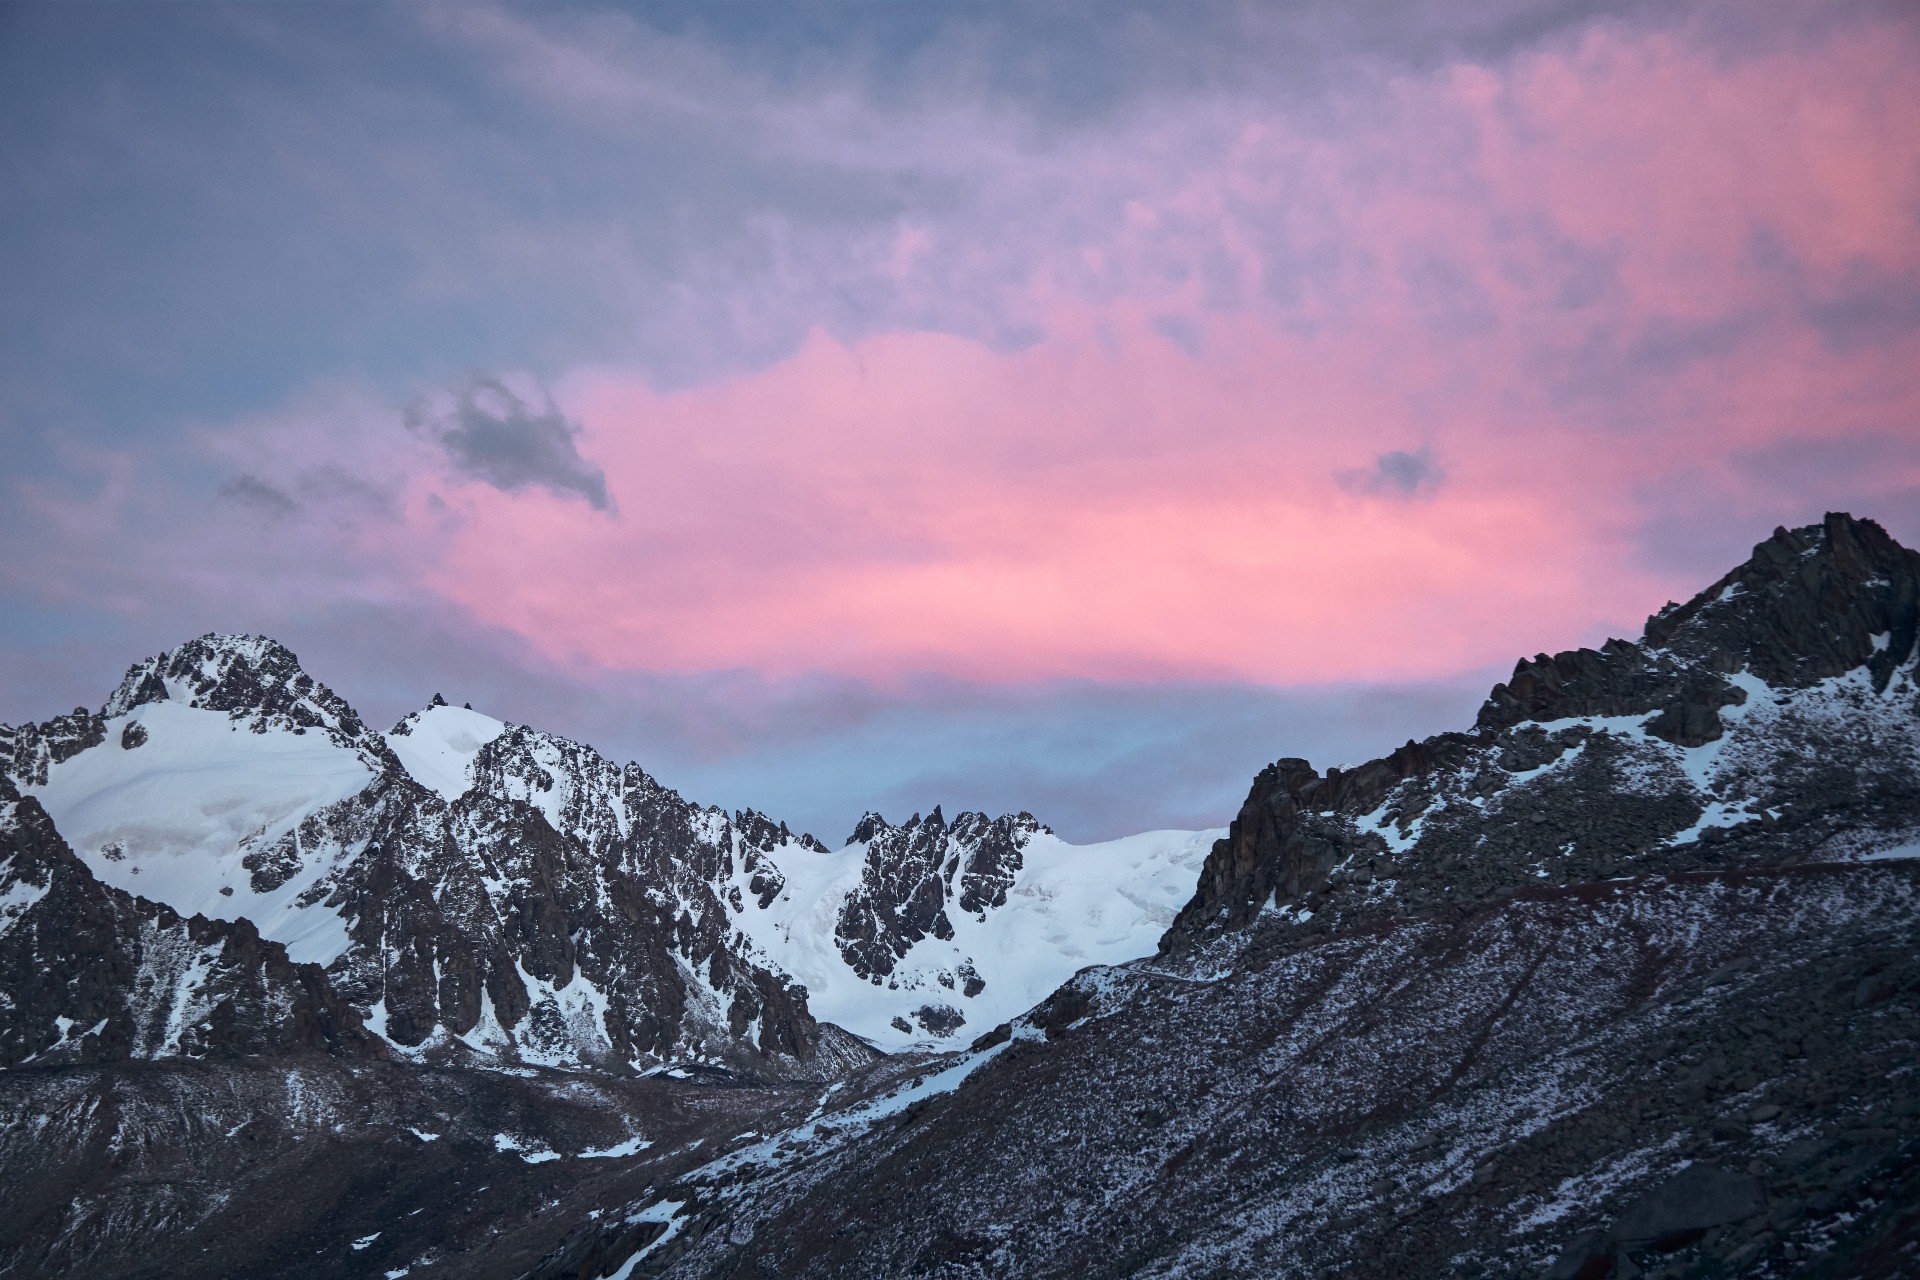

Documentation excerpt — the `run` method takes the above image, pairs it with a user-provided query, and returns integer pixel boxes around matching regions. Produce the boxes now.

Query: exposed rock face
[0,706,106,788]
[834,808,1045,981]
[0,779,382,1068]
[1166,513,1920,951]
[1473,514,1918,747]
[326,725,856,1074]
[1645,512,1920,691]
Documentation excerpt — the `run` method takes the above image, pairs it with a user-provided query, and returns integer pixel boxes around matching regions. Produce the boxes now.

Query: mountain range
[2,512,1917,1280]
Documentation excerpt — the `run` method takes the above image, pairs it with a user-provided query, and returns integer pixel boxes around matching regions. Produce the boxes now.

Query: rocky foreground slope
[1,513,1917,1280]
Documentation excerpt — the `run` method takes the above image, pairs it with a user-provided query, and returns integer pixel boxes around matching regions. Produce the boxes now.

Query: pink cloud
[230,11,1920,688]
[393,12,1920,690]
[408,316,1624,683]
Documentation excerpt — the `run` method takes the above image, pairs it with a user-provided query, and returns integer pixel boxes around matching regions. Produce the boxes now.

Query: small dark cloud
[215,467,400,525]
[217,473,299,519]
[408,378,613,512]
[1337,446,1444,498]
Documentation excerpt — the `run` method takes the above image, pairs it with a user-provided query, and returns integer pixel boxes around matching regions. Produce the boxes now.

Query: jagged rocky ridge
[834,807,1039,984]
[0,513,1916,1280]
[0,633,1141,1075]
[1165,511,1920,953]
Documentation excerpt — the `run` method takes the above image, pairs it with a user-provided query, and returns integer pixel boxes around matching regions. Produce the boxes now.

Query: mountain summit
[1167,512,1920,949]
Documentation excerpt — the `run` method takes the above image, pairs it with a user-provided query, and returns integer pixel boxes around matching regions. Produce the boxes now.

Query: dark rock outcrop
[0,780,382,1068]
[835,808,1045,981]
[0,706,106,788]
[1478,514,1919,738]
[1165,513,1920,952]
[1646,512,1920,691]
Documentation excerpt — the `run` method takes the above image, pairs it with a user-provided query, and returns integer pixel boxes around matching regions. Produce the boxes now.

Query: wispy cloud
[217,473,300,520]
[408,377,613,512]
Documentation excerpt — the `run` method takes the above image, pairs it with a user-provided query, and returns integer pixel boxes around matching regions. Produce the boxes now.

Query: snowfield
[28,700,375,964]
[383,703,506,802]
[731,825,1224,1049]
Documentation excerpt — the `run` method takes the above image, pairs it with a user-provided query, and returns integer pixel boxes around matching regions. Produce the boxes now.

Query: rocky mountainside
[0,512,1916,1280]
[1166,511,1920,954]
[1,636,852,1079]
[0,632,1215,1073]
[643,860,1920,1280]
[0,778,382,1069]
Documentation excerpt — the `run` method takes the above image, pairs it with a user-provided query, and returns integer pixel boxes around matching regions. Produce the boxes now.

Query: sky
[3,0,1917,843]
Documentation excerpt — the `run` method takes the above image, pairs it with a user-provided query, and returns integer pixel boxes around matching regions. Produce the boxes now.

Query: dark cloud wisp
[217,473,300,520]
[1338,447,1445,498]
[410,379,614,512]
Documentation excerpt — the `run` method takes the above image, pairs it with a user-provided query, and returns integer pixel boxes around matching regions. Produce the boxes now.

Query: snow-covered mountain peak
[102,633,388,760]
[384,698,508,803]
[0,635,397,967]
[9,694,378,965]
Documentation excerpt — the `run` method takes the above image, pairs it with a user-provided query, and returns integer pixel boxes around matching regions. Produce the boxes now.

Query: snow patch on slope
[28,701,374,963]
[0,862,50,940]
[731,826,1223,1050]
[384,704,506,803]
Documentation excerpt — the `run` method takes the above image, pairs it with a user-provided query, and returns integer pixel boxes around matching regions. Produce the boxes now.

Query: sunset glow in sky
[3,1,1917,839]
